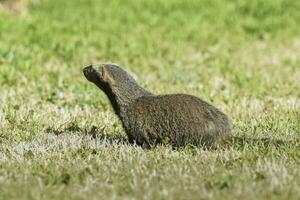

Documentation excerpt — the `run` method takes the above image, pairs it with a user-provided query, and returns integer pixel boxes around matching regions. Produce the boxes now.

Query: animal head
[83,63,136,91]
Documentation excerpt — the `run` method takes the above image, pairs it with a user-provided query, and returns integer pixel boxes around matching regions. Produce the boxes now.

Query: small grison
[83,63,235,148]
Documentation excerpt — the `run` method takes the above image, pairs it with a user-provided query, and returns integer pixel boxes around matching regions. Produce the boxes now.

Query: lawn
[0,0,300,199]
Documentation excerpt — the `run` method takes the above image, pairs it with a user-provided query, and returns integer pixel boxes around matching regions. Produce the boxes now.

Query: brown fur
[83,63,232,148]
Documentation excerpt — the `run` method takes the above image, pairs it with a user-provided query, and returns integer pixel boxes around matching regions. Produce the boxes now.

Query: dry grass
[0,0,30,15]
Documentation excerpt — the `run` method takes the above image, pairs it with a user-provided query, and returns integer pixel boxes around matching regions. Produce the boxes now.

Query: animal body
[83,64,284,148]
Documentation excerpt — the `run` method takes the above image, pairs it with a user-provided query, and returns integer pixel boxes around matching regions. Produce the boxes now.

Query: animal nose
[83,65,94,75]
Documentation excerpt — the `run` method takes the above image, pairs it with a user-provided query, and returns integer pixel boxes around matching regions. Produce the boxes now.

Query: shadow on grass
[45,122,129,145]
[44,122,298,150]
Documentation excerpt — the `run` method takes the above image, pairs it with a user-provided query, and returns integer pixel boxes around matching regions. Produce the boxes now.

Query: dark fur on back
[124,94,231,147]
[83,64,231,148]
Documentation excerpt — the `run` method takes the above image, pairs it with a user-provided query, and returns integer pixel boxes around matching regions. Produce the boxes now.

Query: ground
[0,0,299,199]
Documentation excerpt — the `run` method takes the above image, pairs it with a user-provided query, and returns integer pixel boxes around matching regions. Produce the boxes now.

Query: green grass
[0,0,300,199]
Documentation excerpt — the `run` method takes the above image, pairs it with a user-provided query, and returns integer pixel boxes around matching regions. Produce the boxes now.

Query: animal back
[123,94,231,147]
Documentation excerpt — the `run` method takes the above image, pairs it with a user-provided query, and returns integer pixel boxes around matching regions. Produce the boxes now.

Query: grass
[0,0,300,199]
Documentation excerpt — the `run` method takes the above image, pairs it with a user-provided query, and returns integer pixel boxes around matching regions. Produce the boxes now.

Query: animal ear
[102,66,115,84]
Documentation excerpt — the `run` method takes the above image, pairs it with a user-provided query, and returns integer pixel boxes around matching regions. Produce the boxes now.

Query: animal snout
[83,65,95,75]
